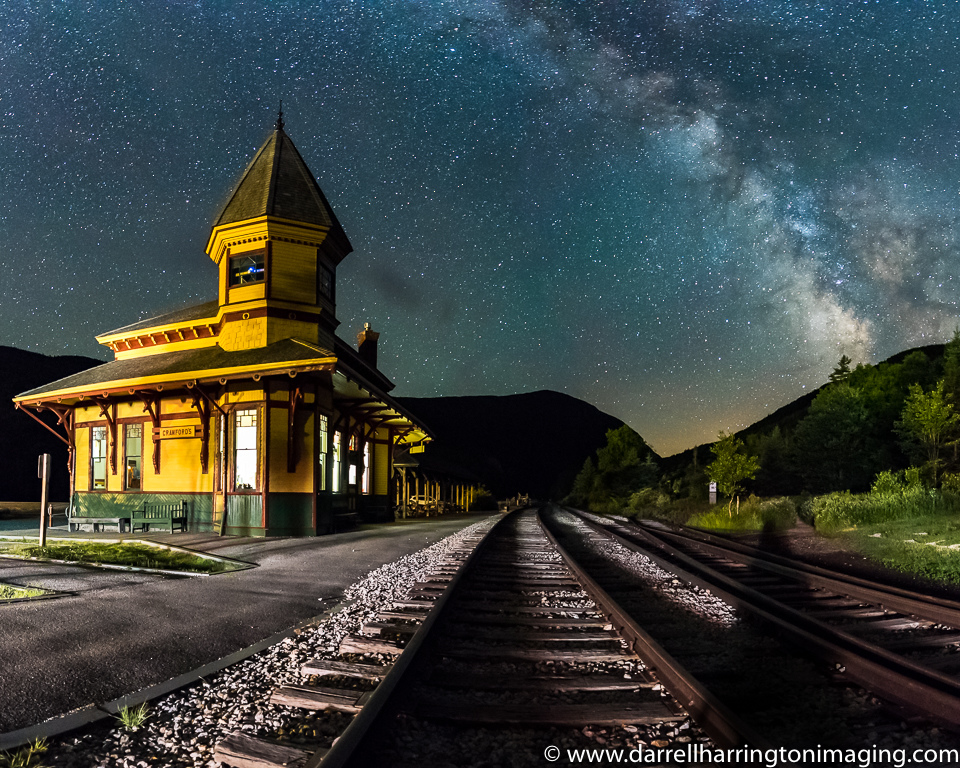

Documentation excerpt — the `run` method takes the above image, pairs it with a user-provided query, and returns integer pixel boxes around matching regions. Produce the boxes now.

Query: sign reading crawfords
[153,426,199,440]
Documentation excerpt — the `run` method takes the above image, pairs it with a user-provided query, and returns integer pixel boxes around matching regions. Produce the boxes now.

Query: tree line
[567,332,960,510]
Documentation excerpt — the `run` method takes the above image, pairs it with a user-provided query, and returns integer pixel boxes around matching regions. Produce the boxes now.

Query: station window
[318,262,334,301]
[362,442,371,495]
[229,251,265,286]
[318,414,329,492]
[347,434,358,487]
[234,408,259,490]
[91,426,108,490]
[124,423,142,490]
[332,431,342,493]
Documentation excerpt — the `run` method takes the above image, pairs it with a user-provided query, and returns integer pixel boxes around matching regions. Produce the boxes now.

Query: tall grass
[115,702,151,731]
[687,495,797,532]
[0,739,48,768]
[807,471,960,534]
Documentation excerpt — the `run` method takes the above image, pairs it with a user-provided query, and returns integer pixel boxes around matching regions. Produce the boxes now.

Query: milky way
[2,1,959,455]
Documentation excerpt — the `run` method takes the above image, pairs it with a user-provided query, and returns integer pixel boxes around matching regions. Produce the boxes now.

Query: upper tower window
[318,262,334,301]
[229,251,265,286]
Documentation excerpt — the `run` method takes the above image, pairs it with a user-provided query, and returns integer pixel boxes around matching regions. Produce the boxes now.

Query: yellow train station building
[14,116,432,536]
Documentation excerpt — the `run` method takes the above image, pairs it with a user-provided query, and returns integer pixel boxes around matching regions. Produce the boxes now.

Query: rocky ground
[11,512,960,767]
[35,522,494,767]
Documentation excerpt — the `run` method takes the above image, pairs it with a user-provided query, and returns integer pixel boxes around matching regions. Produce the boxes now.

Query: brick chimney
[357,323,380,368]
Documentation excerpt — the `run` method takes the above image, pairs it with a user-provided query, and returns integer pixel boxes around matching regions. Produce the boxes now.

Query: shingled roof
[214,122,352,254]
[100,300,220,338]
[14,338,337,401]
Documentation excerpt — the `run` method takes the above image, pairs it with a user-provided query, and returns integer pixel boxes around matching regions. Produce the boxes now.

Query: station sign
[153,425,199,440]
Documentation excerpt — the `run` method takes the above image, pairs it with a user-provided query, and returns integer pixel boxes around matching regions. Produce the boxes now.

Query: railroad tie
[213,732,318,768]
[339,633,405,655]
[270,684,373,713]
[300,658,391,680]
[409,700,684,727]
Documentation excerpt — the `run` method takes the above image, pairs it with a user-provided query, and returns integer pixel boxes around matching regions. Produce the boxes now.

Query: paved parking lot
[0,514,488,733]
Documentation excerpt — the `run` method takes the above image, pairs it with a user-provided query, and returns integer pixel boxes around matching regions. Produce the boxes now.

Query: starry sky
[2,1,959,456]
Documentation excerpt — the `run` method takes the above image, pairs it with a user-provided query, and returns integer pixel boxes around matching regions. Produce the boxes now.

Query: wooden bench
[68,516,129,533]
[131,501,187,533]
[332,511,360,532]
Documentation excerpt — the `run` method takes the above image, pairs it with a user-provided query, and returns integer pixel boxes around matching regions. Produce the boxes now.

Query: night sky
[3,2,959,456]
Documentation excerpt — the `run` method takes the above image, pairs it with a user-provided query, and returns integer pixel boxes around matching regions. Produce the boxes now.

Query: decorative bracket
[137,392,162,473]
[93,398,118,475]
[16,403,73,447]
[287,386,304,473]
[189,391,212,475]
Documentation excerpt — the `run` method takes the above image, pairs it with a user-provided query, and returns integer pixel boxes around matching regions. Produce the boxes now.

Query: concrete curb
[0,597,354,752]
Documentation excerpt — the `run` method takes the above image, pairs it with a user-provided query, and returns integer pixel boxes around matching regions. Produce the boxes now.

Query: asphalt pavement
[0,513,488,733]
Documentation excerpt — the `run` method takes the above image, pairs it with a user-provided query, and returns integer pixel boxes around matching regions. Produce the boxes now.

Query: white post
[38,453,51,547]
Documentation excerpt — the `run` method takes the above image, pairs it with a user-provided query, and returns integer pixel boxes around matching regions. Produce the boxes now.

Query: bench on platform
[332,511,360,532]
[131,501,187,534]
[68,516,129,533]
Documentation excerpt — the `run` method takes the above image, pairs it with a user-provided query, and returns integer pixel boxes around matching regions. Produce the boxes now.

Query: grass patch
[687,496,797,533]
[840,508,960,585]
[115,702,151,731]
[0,583,49,600]
[0,738,48,768]
[803,475,960,585]
[0,540,236,574]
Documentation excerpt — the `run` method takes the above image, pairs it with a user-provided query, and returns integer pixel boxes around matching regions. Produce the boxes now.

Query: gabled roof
[214,124,352,253]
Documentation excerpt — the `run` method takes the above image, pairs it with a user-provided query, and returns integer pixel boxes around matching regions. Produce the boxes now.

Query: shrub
[942,472,960,493]
[810,482,960,534]
[759,496,797,530]
[627,487,671,514]
[871,470,904,496]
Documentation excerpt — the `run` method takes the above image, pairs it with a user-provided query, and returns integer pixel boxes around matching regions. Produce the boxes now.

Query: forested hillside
[660,341,956,500]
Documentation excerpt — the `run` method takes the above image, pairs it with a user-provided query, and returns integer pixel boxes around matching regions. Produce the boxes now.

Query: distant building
[14,115,433,535]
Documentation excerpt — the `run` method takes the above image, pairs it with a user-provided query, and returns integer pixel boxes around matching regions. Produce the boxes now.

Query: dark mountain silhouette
[397,390,635,499]
[0,346,104,501]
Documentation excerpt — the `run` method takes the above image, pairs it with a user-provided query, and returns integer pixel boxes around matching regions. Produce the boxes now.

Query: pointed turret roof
[214,120,352,253]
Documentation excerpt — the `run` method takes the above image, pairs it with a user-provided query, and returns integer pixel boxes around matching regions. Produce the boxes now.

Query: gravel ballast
[31,521,497,767]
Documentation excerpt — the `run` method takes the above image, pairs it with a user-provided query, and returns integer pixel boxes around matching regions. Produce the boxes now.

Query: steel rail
[570,509,960,729]
[643,521,960,628]
[309,513,506,768]
[535,507,771,751]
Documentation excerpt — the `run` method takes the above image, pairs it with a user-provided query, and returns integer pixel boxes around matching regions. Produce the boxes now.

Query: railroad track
[214,509,763,768]
[567,508,960,730]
